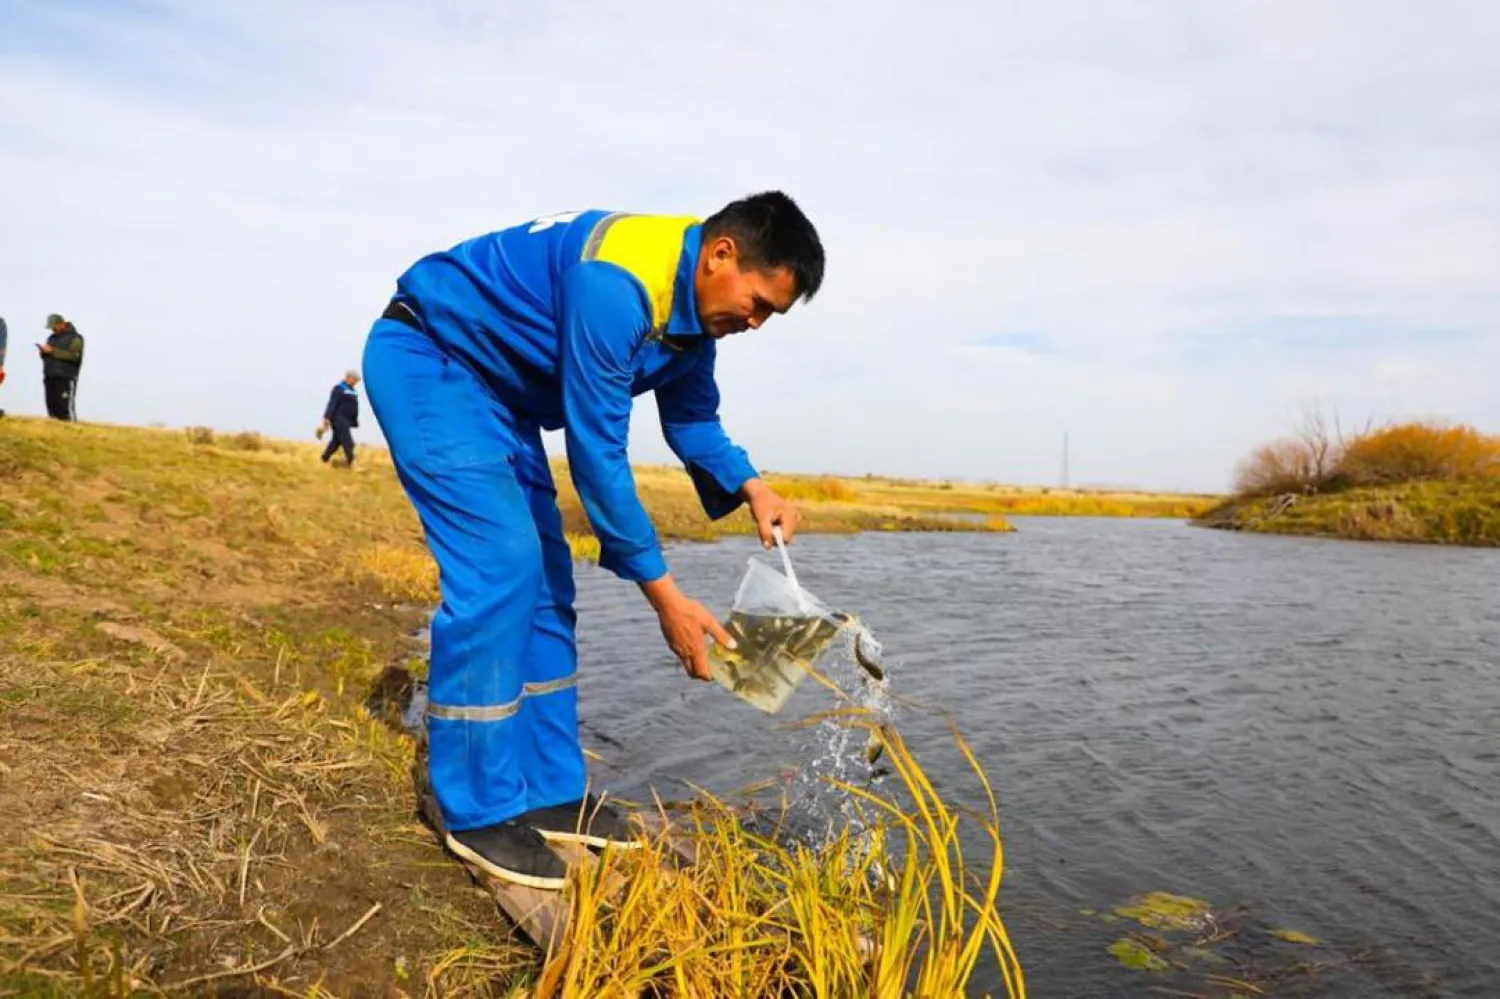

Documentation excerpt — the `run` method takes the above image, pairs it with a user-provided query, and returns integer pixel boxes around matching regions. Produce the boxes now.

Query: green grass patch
[1,682,140,727]
[1200,479,1500,546]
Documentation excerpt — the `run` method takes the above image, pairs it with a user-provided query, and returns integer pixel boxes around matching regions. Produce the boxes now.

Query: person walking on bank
[39,314,84,421]
[362,192,823,890]
[318,369,361,466]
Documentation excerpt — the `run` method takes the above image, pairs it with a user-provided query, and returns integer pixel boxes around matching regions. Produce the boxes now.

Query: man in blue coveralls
[363,192,825,889]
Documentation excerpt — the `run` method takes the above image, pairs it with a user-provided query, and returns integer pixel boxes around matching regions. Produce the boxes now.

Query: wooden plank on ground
[632,810,699,867]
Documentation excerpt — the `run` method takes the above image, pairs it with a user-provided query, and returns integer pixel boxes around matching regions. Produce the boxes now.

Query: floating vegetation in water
[1114,891,1215,933]
[1272,927,1321,945]
[1108,937,1170,972]
[1087,891,1337,995]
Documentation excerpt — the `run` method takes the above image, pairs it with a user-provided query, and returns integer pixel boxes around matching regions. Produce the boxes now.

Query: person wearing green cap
[39,314,84,421]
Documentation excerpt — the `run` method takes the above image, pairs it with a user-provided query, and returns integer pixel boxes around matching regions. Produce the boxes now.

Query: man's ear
[706,236,738,267]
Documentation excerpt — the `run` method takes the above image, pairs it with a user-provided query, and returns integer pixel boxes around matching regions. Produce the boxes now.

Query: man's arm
[322,386,340,424]
[654,343,760,520]
[558,262,738,679]
[557,262,669,583]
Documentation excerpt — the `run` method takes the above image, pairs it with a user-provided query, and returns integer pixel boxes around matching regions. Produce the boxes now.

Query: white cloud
[0,0,1496,491]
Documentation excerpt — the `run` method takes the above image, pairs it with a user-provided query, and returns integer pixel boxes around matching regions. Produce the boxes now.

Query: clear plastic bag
[707,557,850,714]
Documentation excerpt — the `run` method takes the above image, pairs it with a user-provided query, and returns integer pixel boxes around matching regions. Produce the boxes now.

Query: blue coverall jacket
[391,210,758,581]
[362,211,759,831]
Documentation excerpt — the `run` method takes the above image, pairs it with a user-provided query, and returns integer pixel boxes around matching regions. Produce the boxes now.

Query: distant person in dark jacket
[0,315,8,417]
[318,370,361,466]
[39,314,84,421]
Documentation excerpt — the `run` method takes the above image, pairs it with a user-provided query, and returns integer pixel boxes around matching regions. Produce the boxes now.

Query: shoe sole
[536,828,644,850]
[444,833,568,890]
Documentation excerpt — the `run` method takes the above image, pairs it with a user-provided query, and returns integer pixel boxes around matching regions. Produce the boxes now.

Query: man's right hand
[640,574,736,680]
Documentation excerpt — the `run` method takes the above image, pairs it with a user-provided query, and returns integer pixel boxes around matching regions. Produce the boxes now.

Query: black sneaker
[521,795,642,850]
[445,821,568,890]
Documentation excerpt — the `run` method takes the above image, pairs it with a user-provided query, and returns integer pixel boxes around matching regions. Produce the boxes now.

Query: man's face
[694,237,799,340]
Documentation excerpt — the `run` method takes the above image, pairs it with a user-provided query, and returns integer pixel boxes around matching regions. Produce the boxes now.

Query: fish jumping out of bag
[854,632,885,682]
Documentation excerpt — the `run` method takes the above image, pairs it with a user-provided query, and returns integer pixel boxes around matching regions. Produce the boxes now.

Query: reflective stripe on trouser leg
[363,319,546,831]
[425,674,577,722]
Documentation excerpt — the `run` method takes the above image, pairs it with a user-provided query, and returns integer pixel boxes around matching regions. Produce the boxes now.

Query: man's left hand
[38,344,53,355]
[741,478,802,549]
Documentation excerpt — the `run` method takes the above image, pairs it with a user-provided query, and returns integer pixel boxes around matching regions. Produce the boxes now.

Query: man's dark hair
[702,191,825,301]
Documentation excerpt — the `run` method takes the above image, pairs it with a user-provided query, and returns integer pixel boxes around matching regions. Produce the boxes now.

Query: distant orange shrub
[1232,418,1500,497]
[1234,438,1326,496]
[1338,422,1500,486]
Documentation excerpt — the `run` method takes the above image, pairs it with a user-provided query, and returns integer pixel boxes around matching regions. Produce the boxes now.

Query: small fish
[854,634,885,682]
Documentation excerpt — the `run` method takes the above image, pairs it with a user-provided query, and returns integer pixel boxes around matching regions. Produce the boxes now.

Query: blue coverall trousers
[362,318,587,832]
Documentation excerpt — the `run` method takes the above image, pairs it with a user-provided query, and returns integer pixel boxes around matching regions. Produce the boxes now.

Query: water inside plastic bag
[706,558,850,714]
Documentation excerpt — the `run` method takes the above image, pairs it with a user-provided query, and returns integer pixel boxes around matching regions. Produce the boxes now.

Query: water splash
[784,620,898,846]
[381,606,900,852]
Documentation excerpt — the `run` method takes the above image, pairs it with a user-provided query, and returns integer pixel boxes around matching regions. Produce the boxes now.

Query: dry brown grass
[0,583,509,997]
[567,463,1022,540]
[0,419,524,995]
[762,474,859,503]
[539,718,1023,998]
[840,475,1216,519]
[357,542,440,603]
[0,417,1027,997]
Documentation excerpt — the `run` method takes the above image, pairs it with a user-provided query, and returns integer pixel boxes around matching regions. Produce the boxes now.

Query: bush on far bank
[1339,422,1500,486]
[1232,419,1500,497]
[1234,438,1326,496]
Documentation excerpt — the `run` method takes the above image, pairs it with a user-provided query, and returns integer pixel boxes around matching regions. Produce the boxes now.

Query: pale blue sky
[1,1,1497,492]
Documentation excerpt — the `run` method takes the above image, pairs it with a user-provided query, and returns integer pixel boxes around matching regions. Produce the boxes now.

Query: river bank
[0,417,1023,996]
[1195,479,1500,547]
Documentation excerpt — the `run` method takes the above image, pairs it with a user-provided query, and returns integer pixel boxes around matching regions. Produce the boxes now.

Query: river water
[568,518,1500,997]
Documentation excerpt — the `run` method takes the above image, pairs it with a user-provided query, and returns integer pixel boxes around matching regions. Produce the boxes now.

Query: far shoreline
[1194,481,1500,549]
